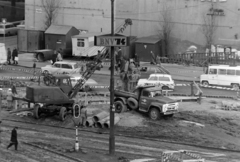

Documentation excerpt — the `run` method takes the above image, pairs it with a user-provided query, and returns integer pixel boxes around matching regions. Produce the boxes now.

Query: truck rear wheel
[59,107,67,121]
[33,104,40,119]
[115,101,127,113]
[127,97,138,110]
[149,108,160,120]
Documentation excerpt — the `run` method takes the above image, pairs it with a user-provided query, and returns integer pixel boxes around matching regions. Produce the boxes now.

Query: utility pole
[109,0,115,155]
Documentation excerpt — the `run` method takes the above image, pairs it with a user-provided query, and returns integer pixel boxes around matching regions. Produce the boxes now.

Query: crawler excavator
[22,19,133,121]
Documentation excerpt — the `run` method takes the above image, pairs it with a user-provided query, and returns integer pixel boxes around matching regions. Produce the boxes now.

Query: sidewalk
[15,53,201,82]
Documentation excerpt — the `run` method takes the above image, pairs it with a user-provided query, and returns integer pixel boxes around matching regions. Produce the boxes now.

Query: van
[0,43,7,68]
[200,65,240,90]
[0,22,18,36]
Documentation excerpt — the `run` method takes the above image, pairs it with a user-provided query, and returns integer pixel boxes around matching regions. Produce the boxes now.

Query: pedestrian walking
[33,61,36,76]
[57,50,63,61]
[80,104,87,127]
[6,88,13,110]
[150,51,156,65]
[52,50,57,65]
[156,55,161,66]
[12,47,18,65]
[7,127,18,150]
[134,53,140,67]
[7,48,11,65]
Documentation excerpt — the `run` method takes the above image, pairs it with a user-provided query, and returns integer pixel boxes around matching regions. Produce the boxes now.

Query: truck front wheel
[149,108,160,120]
[115,101,127,113]
[59,107,67,121]
[33,104,40,119]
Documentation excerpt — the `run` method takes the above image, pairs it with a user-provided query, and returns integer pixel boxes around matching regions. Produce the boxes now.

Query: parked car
[0,22,18,36]
[41,61,81,75]
[137,74,175,90]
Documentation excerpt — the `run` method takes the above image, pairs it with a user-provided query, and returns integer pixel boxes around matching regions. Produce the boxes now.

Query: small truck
[114,85,179,120]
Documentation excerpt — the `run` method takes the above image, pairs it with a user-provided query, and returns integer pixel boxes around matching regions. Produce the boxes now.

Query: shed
[71,32,105,57]
[17,29,44,52]
[135,35,162,62]
[45,25,80,57]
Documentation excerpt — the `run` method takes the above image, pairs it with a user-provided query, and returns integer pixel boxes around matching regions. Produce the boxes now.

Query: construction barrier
[162,150,205,162]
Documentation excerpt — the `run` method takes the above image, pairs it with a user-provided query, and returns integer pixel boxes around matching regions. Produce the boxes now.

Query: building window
[77,39,85,47]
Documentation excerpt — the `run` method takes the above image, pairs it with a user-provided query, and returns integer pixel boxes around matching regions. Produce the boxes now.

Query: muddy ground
[1,97,240,162]
[3,97,240,151]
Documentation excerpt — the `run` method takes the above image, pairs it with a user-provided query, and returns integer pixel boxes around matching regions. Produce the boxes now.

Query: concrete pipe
[86,117,94,127]
[96,116,110,128]
[93,111,108,122]
[103,116,120,129]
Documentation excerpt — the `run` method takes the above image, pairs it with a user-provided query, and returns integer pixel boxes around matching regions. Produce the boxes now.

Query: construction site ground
[0,40,239,161]
[1,95,240,161]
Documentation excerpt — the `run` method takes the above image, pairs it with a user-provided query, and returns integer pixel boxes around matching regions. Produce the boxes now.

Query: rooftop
[45,25,75,35]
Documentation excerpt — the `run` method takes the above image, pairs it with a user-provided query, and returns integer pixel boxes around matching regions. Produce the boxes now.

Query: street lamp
[2,18,7,45]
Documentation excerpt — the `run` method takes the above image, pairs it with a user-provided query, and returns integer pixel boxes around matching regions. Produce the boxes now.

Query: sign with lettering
[94,34,129,47]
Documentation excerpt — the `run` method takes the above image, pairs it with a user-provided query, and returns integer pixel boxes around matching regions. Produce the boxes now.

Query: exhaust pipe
[96,116,110,128]
[103,116,120,129]
[93,111,108,122]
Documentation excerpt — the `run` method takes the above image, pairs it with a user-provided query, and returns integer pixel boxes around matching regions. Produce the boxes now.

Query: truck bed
[114,89,137,99]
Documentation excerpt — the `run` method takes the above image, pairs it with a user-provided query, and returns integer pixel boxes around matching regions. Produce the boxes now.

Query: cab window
[62,79,70,85]
[158,77,170,81]
[53,63,60,68]
[209,68,217,74]
[142,91,150,97]
[62,64,72,69]
[149,76,158,81]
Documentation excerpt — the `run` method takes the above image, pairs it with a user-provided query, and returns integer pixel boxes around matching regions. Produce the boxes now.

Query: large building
[25,0,240,53]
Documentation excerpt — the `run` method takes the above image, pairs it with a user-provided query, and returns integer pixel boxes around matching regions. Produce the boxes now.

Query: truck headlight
[162,104,168,112]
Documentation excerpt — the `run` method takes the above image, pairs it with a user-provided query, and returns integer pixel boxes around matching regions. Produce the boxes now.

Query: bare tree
[201,8,218,52]
[159,5,174,57]
[41,0,61,30]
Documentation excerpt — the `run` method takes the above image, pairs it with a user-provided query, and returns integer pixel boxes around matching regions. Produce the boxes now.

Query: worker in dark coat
[7,48,11,65]
[7,127,18,150]
[12,47,18,65]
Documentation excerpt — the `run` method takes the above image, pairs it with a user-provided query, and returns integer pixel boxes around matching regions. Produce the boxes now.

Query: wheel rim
[203,82,208,86]
[150,110,157,120]
[115,103,122,112]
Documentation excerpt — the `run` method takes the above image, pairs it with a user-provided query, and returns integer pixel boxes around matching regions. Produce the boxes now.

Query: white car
[70,74,98,91]
[41,61,81,75]
[0,22,18,36]
[137,74,175,90]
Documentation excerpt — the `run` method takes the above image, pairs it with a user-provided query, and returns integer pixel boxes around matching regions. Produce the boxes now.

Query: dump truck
[114,85,179,120]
